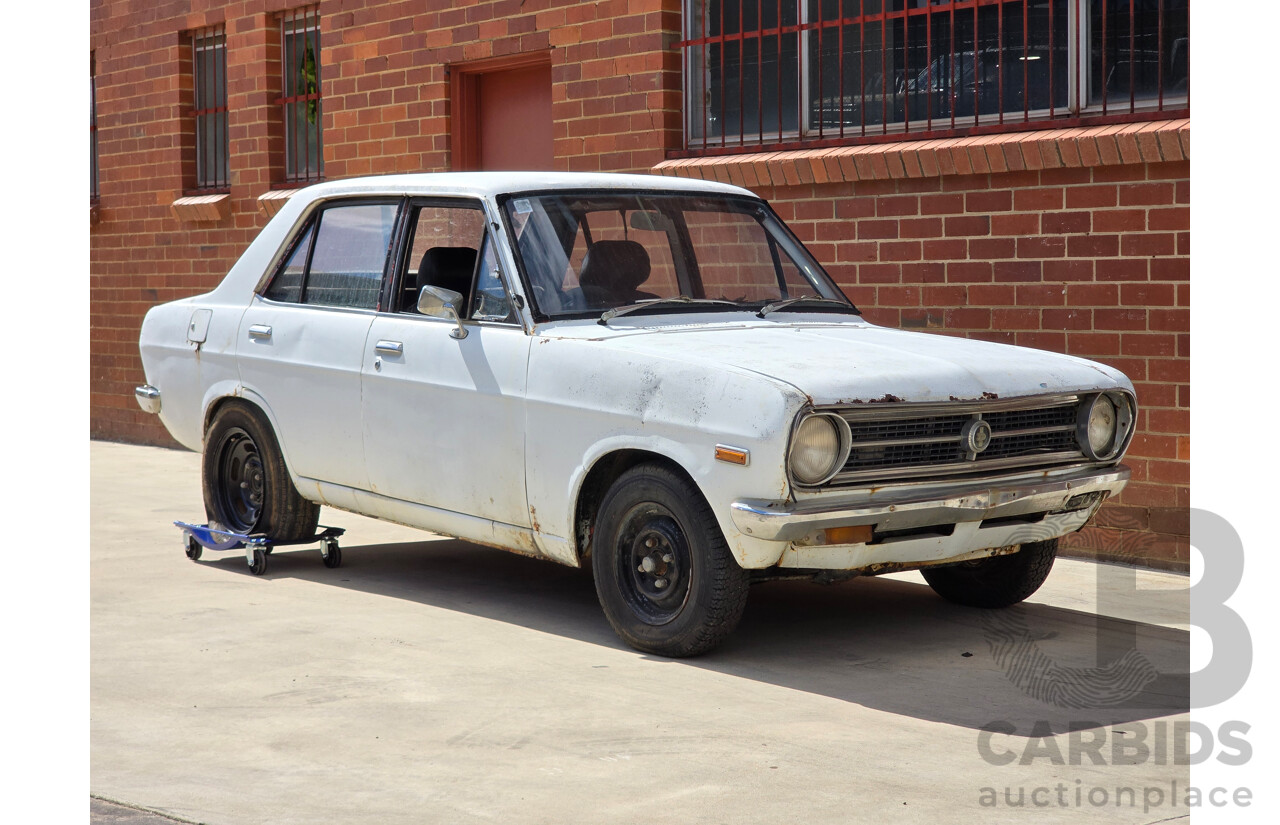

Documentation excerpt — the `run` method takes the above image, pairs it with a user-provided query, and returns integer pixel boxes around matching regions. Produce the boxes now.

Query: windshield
[500,192,853,318]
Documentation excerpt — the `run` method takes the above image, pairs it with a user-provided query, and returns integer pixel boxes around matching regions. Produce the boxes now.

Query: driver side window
[400,203,485,315]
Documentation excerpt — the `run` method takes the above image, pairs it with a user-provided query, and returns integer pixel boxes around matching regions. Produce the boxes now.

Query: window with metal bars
[191,26,229,190]
[91,54,99,201]
[682,0,1188,151]
[279,8,323,184]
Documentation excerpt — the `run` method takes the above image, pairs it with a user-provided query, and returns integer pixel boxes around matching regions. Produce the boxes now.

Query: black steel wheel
[921,538,1059,608]
[248,546,268,576]
[202,402,319,543]
[615,504,693,625]
[322,542,342,569]
[212,425,264,534]
[185,535,202,561]
[592,463,750,657]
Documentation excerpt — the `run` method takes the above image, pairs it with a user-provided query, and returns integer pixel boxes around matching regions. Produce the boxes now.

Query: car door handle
[374,340,404,355]
[248,324,272,340]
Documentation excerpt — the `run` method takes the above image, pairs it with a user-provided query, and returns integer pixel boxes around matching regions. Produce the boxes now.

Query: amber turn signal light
[714,445,750,466]
[824,525,873,545]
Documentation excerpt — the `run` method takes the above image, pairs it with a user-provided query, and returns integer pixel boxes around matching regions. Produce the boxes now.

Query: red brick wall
[752,161,1189,568]
[91,0,1188,567]
[91,0,680,446]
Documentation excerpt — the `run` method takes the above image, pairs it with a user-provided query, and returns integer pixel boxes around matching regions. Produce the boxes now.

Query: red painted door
[476,64,553,170]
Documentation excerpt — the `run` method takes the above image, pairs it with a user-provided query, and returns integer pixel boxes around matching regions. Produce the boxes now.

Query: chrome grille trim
[817,394,1089,487]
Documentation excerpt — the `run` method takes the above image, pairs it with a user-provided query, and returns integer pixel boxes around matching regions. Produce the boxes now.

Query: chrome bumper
[134,385,162,414]
[730,465,1130,543]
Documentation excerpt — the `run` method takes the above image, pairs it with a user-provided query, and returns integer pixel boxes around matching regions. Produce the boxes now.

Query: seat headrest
[579,240,651,294]
[417,246,477,299]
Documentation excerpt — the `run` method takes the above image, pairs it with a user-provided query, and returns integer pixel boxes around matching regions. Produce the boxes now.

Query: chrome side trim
[135,385,162,414]
[731,464,1129,542]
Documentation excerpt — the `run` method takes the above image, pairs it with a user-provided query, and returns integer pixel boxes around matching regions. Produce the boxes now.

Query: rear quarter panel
[138,296,245,452]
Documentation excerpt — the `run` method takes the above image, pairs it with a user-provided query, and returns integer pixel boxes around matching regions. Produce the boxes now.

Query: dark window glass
[1090,0,1188,107]
[302,203,397,309]
[692,0,800,145]
[281,9,323,183]
[192,27,228,190]
[686,0,1185,148]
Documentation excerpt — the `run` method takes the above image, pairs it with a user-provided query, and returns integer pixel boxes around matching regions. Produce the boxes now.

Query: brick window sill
[652,120,1190,188]
[257,188,299,218]
[171,194,231,223]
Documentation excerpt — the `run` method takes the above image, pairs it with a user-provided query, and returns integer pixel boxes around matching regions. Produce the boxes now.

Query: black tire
[322,543,342,569]
[921,539,1059,608]
[591,463,750,657]
[202,402,319,542]
[248,546,268,576]
[185,535,202,561]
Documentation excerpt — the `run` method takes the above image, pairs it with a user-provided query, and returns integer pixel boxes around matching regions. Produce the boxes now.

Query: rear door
[237,198,401,489]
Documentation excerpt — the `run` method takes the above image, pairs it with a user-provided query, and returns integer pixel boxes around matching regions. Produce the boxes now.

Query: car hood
[546,318,1131,405]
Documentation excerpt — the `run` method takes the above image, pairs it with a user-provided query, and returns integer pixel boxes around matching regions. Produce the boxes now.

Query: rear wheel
[592,463,749,657]
[202,403,319,542]
[921,539,1058,608]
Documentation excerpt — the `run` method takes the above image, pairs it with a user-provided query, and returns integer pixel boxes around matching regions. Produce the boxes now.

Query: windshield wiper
[599,297,740,326]
[756,296,860,318]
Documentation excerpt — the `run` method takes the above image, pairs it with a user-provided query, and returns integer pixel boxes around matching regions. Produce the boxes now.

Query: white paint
[138,173,1136,575]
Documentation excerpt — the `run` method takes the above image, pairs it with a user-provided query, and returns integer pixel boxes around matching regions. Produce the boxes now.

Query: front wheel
[202,402,319,542]
[921,539,1058,608]
[591,464,750,657]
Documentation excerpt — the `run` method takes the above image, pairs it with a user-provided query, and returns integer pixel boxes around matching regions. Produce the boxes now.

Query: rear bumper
[729,465,1129,571]
[135,385,162,414]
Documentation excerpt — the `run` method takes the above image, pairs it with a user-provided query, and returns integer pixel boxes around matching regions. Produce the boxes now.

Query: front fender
[525,336,806,569]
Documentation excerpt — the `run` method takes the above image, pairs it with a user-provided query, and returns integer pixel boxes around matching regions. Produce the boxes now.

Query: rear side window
[264,201,399,310]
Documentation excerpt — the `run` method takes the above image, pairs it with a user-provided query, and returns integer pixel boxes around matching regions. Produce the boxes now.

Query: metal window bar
[90,59,99,201]
[192,26,228,191]
[279,8,323,183]
[679,0,1188,152]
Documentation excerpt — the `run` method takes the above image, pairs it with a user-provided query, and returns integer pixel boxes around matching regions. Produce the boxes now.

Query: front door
[359,201,532,528]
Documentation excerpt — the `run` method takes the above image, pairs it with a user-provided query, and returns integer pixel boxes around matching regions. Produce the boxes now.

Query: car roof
[294,171,757,201]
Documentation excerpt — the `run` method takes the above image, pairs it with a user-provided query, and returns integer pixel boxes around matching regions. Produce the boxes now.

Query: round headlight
[1077,393,1130,460]
[789,414,849,485]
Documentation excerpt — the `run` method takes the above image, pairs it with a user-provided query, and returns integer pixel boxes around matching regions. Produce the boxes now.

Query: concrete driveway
[92,440,1190,824]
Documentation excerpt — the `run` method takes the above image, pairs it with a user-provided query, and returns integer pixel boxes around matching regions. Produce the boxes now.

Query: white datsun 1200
[137,172,1134,656]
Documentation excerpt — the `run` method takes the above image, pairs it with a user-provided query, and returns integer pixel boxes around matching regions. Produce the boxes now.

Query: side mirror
[417,285,468,340]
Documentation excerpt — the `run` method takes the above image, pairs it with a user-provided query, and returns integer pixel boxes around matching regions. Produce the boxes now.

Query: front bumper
[730,465,1129,571]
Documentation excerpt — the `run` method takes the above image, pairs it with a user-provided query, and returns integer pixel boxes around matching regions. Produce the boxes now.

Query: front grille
[823,396,1086,486]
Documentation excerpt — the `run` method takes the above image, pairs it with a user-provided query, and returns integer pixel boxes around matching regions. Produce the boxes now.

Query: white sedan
[137,172,1134,656]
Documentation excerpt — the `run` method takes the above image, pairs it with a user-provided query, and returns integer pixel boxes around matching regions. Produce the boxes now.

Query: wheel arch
[200,388,305,485]
[572,448,708,565]
[203,388,280,447]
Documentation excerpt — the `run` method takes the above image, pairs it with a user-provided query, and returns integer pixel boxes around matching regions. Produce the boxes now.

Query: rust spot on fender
[529,506,542,533]
[981,391,999,400]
